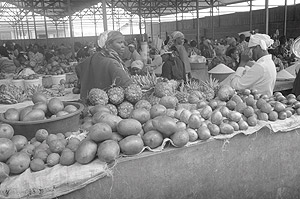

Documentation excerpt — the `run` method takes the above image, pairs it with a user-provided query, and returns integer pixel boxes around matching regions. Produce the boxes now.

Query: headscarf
[97,30,124,48]
[214,45,226,56]
[171,31,184,41]
[248,34,274,50]
[131,60,144,70]
[97,30,126,71]
[226,37,236,46]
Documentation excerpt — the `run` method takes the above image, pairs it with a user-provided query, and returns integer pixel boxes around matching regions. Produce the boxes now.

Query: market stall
[59,126,300,199]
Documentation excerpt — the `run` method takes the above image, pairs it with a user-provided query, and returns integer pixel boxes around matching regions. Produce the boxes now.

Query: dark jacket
[76,52,132,101]
[161,53,186,81]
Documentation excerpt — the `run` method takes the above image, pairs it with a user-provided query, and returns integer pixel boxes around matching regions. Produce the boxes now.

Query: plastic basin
[0,101,84,139]
[24,78,42,89]
[51,74,66,85]
[11,79,25,89]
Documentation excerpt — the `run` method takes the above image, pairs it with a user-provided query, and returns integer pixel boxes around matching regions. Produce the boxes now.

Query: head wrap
[214,45,226,56]
[97,30,124,48]
[226,37,236,46]
[248,34,274,50]
[128,43,135,48]
[171,31,184,41]
[131,60,144,70]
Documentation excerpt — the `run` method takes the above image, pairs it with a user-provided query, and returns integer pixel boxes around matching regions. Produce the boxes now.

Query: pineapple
[184,78,202,93]
[107,86,124,105]
[118,101,134,119]
[87,88,108,106]
[154,82,174,98]
[175,81,189,103]
[147,93,161,106]
[200,75,220,101]
[124,84,143,104]
[106,103,118,115]
[134,99,152,111]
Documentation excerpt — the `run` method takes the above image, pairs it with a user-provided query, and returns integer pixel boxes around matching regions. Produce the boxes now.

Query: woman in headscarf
[76,30,132,101]
[170,31,191,78]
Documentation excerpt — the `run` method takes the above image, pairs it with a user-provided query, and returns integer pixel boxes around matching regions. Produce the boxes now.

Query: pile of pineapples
[86,74,220,119]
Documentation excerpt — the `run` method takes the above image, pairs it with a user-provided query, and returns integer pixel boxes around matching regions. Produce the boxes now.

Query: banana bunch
[131,71,158,90]
[25,85,52,99]
[0,85,28,104]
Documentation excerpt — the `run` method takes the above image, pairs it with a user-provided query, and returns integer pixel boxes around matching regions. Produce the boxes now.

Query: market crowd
[0,29,298,99]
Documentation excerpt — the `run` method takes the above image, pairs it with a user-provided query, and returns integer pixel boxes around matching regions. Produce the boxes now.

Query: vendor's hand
[240,52,251,64]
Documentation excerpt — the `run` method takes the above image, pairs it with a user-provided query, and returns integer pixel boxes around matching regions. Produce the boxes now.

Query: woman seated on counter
[75,30,132,102]
[230,34,277,97]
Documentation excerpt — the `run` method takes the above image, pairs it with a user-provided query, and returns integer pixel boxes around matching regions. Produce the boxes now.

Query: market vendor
[75,30,132,101]
[0,46,16,74]
[130,60,144,75]
[128,43,142,63]
[170,31,191,78]
[145,48,163,76]
[230,34,276,97]
[161,48,186,81]
[28,44,44,68]
[209,45,234,71]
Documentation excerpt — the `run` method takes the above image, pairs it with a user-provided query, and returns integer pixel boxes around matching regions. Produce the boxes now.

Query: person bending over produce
[170,31,191,78]
[76,30,132,102]
[0,46,16,74]
[161,48,186,81]
[230,34,276,97]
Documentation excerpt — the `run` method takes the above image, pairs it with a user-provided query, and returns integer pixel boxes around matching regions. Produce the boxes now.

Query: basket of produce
[0,97,84,139]
[51,74,66,85]
[11,79,25,89]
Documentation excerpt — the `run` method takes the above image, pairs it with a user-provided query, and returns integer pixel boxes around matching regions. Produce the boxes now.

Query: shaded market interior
[1,0,299,48]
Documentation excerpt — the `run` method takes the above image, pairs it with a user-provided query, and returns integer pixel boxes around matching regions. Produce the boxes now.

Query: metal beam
[265,0,269,35]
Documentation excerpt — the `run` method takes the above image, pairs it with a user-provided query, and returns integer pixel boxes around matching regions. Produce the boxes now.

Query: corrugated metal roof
[6,0,249,19]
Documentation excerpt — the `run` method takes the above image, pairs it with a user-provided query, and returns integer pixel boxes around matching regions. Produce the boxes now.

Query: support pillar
[102,0,108,31]
[138,0,142,39]
[63,21,67,37]
[68,0,75,57]
[130,15,133,35]
[42,0,49,48]
[159,8,161,39]
[250,0,253,31]
[175,0,178,30]
[265,0,269,35]
[196,0,200,47]
[112,0,115,30]
[80,16,83,37]
[26,14,31,39]
[31,1,37,39]
[284,0,288,36]
[210,0,214,39]
[93,6,97,36]
[55,21,59,38]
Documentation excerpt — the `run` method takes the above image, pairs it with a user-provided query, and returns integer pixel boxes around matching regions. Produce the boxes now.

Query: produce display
[2,94,78,121]
[0,77,300,186]
[0,81,72,104]
[12,73,39,80]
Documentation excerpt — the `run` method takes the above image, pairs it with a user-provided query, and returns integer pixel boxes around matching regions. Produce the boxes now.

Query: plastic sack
[0,159,110,199]
[17,68,35,77]
[189,55,206,63]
